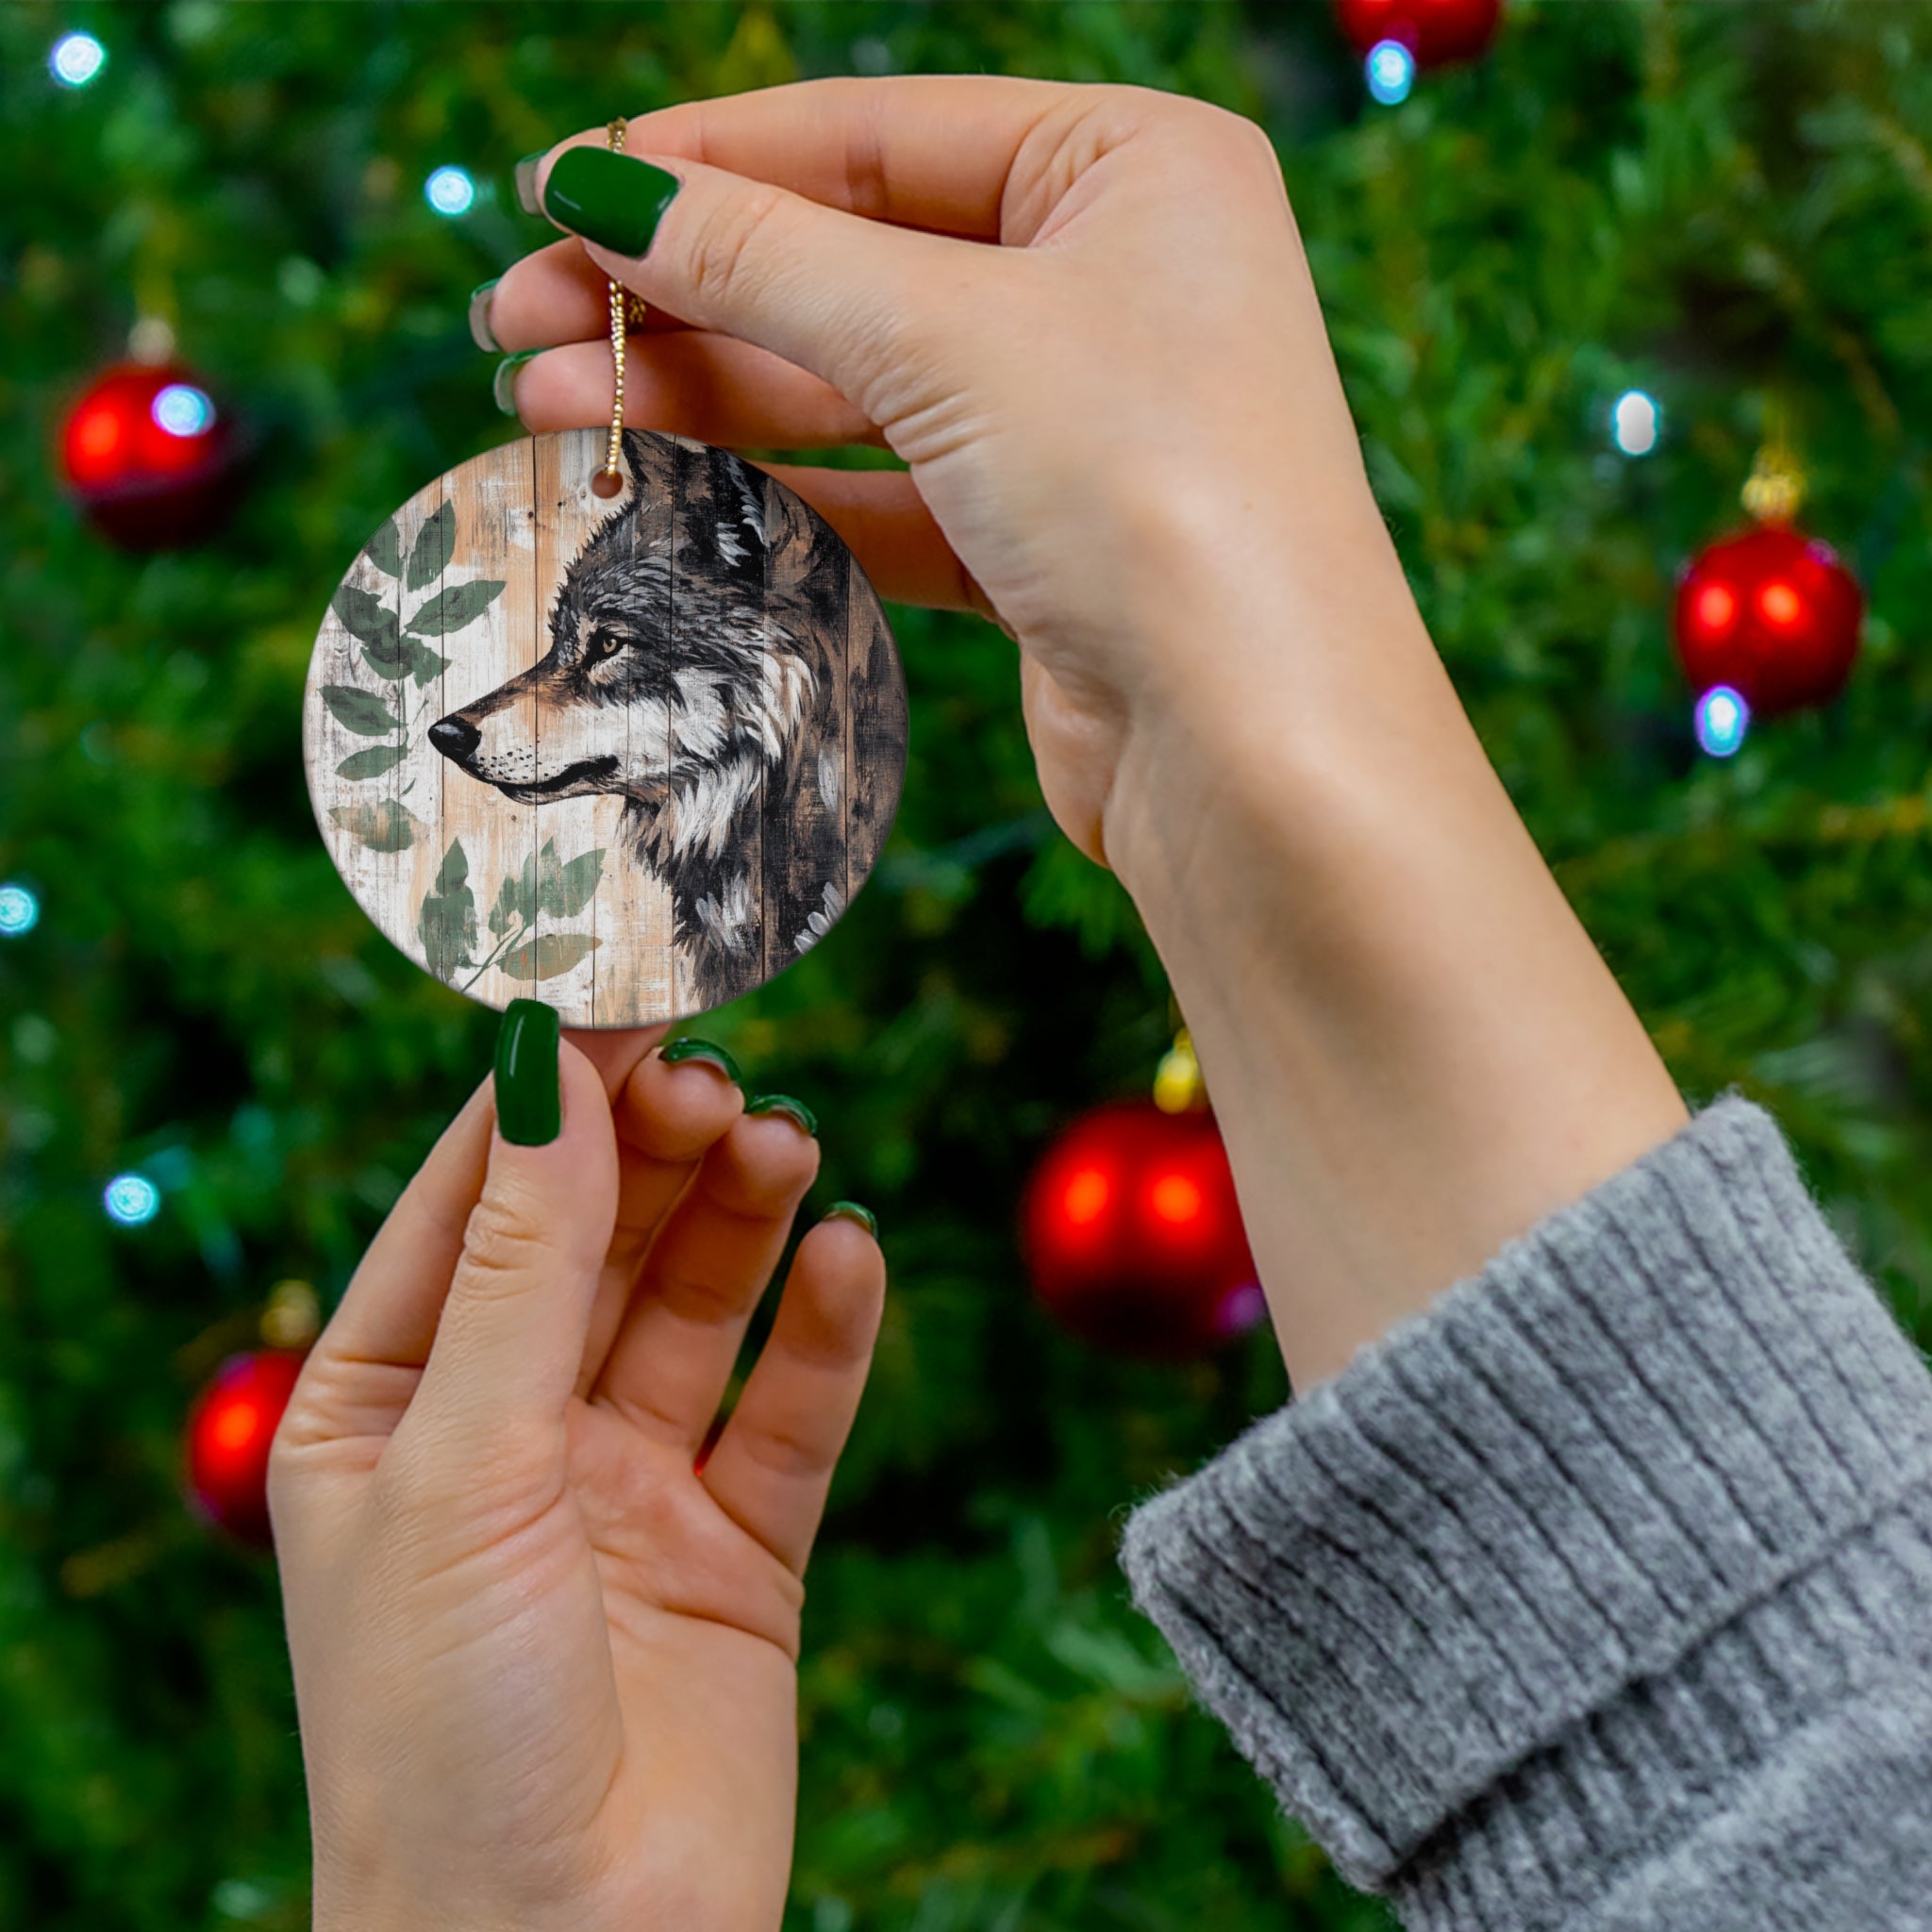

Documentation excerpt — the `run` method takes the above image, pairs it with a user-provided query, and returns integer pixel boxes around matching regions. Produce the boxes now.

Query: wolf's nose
[429,715,481,763]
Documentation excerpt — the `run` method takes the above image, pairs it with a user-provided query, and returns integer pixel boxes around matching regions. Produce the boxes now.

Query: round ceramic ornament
[303,424,907,1024]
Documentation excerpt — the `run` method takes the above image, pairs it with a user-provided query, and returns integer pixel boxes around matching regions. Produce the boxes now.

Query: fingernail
[541,146,681,257]
[745,1093,818,1138]
[513,151,546,216]
[495,998,561,1145]
[492,350,540,416]
[467,278,501,353]
[824,1200,877,1238]
[659,1037,742,1085]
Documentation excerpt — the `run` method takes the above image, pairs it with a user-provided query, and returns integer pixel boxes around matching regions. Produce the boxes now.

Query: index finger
[537,74,1078,241]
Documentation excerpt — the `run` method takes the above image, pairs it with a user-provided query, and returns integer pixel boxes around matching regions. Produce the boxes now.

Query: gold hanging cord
[593,119,651,499]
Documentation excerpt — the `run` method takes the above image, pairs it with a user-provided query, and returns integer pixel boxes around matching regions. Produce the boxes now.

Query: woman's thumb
[406,1003,620,1447]
[530,142,967,414]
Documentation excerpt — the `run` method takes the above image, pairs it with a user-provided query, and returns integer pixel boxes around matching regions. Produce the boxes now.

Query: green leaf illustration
[408,639,452,687]
[336,743,407,781]
[500,932,600,981]
[358,632,413,682]
[327,798,418,853]
[407,578,506,636]
[537,844,606,919]
[487,869,522,940]
[513,843,544,924]
[406,502,455,590]
[321,684,402,736]
[418,838,477,978]
[367,519,402,578]
[330,583,399,654]
[363,633,450,685]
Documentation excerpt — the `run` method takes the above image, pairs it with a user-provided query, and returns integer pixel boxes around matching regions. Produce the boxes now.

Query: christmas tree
[4,5,1931,1928]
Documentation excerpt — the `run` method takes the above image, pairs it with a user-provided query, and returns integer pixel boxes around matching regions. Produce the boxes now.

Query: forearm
[1103,492,1686,1388]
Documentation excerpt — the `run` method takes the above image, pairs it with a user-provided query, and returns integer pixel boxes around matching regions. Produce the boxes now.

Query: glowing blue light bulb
[1612,389,1661,457]
[152,384,215,438]
[1694,684,1750,758]
[50,32,106,88]
[104,1174,161,1226]
[425,166,476,217]
[1366,40,1416,106]
[0,883,39,937]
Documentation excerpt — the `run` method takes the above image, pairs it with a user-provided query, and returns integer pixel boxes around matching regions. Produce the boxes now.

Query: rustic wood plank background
[305,426,907,1026]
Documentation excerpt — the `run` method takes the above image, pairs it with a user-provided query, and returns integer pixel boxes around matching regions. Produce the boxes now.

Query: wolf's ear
[696,444,771,581]
[619,427,674,503]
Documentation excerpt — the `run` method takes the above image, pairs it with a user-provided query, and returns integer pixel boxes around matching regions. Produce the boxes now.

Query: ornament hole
[591,469,624,500]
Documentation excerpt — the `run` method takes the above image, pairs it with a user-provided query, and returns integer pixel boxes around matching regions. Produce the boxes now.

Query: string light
[1366,40,1417,105]
[151,383,216,439]
[1694,685,1750,759]
[425,166,476,217]
[104,1174,161,1226]
[50,31,106,88]
[0,883,40,937]
[1611,390,1661,457]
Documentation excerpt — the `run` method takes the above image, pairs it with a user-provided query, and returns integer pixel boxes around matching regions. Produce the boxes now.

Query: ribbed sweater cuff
[1119,1098,1932,1907]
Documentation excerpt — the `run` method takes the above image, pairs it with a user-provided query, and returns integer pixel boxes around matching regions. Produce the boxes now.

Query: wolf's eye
[587,628,625,661]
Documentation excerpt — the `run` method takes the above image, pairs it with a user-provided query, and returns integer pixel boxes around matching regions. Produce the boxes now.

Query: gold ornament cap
[1741,402,1806,525]
[1154,1026,1207,1113]
[260,1278,321,1351]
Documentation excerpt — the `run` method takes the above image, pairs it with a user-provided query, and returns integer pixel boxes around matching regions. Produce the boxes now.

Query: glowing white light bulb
[0,883,39,936]
[1612,389,1661,457]
[104,1174,162,1226]
[152,384,215,438]
[50,32,106,88]
[1366,40,1416,107]
[425,166,476,217]
[1694,684,1750,758]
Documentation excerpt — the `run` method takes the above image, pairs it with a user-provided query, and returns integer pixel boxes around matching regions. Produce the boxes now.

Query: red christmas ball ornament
[1021,1099,1263,1359]
[59,360,241,548]
[1674,524,1863,719]
[1335,0,1502,67]
[183,1348,306,1546]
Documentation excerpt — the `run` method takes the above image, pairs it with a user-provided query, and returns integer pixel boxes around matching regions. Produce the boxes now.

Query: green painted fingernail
[468,278,501,353]
[541,146,681,257]
[824,1200,877,1238]
[513,151,546,216]
[492,350,540,416]
[494,998,560,1145]
[660,1037,742,1085]
[745,1093,817,1138]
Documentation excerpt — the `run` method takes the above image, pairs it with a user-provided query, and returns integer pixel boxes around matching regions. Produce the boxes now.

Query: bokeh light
[1693,582,1737,637]
[152,384,216,438]
[1694,685,1750,759]
[104,1174,161,1226]
[0,883,40,937]
[1365,40,1416,106]
[1061,1166,1110,1227]
[1611,389,1660,457]
[1147,1172,1204,1228]
[49,31,106,88]
[425,165,476,216]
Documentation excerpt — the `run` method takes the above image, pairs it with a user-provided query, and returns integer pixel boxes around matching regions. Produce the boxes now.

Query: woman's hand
[482,77,1685,1390]
[269,1022,883,1932]
[484,75,1382,874]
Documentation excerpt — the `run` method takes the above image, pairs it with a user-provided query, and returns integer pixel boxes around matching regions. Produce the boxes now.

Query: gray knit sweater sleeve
[1119,1098,1932,1930]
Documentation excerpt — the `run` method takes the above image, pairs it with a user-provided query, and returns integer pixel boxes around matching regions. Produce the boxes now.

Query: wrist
[1095,542,1686,1387]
